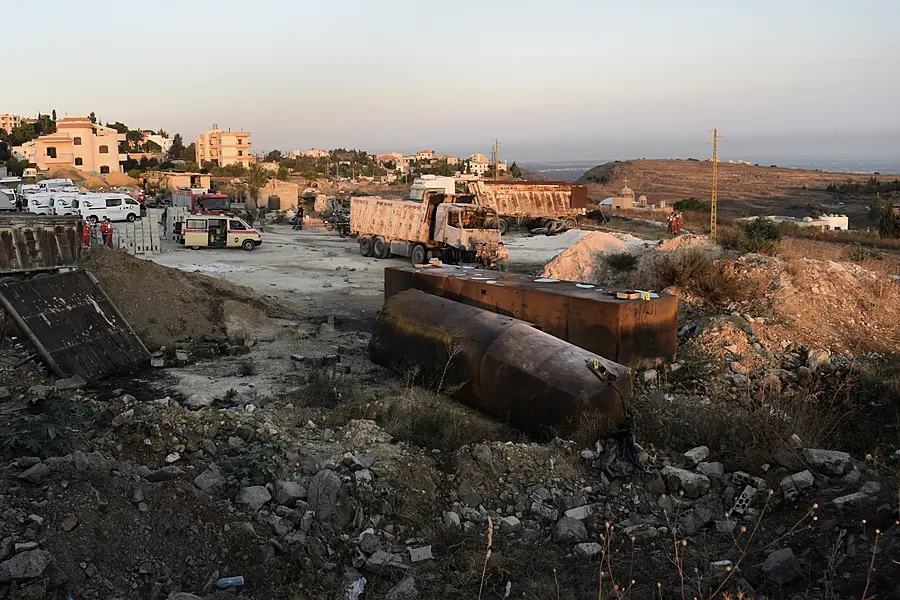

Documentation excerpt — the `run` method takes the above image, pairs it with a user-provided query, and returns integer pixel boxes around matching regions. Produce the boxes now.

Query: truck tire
[411,244,427,266]
[126,213,137,222]
[546,219,564,235]
[564,216,577,229]
[498,219,509,235]
[373,236,390,259]
[242,239,256,251]
[359,235,373,257]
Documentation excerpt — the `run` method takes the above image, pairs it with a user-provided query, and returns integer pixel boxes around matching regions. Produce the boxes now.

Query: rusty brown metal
[384,266,677,368]
[0,215,82,275]
[467,181,589,218]
[370,290,630,437]
[0,270,150,381]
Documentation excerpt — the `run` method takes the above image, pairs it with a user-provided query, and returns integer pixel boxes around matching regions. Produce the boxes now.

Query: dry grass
[328,385,518,453]
[781,237,900,277]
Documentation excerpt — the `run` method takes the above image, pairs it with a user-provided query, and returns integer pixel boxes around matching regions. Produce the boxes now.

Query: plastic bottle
[215,576,245,588]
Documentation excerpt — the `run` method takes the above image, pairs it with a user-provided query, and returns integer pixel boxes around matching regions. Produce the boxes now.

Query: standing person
[675,211,684,235]
[297,204,304,230]
[82,219,93,250]
[100,217,113,248]
[494,242,510,272]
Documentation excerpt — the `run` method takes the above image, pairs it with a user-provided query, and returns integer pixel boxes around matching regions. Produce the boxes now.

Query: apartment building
[0,113,24,134]
[196,124,252,168]
[12,116,124,174]
[141,130,173,153]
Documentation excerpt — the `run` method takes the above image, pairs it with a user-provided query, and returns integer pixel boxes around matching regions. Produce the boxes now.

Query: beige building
[195,124,252,168]
[292,148,329,159]
[610,185,636,209]
[12,116,124,174]
[144,171,211,191]
[1,113,24,134]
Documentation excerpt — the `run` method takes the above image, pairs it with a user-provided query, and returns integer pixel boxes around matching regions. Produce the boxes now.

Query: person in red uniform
[82,220,93,249]
[100,217,113,248]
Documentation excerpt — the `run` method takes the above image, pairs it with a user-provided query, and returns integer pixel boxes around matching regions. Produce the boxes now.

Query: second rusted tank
[370,289,631,437]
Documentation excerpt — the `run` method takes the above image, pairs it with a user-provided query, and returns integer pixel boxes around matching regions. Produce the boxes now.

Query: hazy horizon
[6,0,899,164]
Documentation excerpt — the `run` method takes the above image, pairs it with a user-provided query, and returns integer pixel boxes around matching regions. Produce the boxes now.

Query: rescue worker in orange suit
[100,217,113,248]
[82,220,93,249]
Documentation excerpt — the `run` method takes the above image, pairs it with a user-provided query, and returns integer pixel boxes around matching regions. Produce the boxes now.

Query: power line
[707,128,722,240]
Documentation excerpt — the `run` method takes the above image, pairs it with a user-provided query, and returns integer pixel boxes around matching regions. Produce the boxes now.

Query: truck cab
[433,203,500,255]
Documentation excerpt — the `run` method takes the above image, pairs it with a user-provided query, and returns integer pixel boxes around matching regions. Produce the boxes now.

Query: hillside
[579,159,899,223]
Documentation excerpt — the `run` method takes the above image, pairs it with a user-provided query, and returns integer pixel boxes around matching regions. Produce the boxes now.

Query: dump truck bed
[0,215,82,275]
[350,197,430,243]
[467,181,588,218]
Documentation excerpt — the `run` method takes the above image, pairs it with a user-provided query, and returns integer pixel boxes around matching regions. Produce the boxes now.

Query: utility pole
[708,128,721,241]
[494,138,500,179]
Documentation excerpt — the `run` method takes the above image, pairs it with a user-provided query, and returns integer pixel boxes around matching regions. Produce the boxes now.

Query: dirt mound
[540,231,627,281]
[82,247,281,349]
[657,234,714,252]
[104,171,139,187]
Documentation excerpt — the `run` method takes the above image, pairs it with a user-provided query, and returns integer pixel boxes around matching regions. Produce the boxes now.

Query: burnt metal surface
[0,270,150,381]
[0,215,82,275]
[371,290,630,437]
[467,181,589,217]
[384,265,677,368]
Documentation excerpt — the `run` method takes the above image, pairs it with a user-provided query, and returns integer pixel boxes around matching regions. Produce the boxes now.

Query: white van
[26,193,54,215]
[78,193,141,223]
[50,193,83,216]
[38,178,74,191]
[0,189,15,211]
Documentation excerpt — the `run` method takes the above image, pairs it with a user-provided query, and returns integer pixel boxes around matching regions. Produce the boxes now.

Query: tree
[880,211,899,239]
[108,122,130,134]
[89,112,97,124]
[144,140,162,153]
[509,161,522,178]
[276,166,290,181]
[168,134,185,160]
[8,123,37,146]
[34,114,56,136]
[51,109,56,121]
[265,150,282,163]
[180,142,196,164]
[246,162,271,203]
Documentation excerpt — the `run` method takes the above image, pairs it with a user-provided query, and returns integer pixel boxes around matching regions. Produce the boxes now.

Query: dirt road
[147,225,601,322]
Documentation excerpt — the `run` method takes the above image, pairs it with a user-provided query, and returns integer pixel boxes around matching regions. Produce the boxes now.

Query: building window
[74,137,82,146]
[47,147,57,158]
[99,145,109,154]
[238,139,243,145]
[100,165,110,174]
[238,150,243,156]
[75,157,83,166]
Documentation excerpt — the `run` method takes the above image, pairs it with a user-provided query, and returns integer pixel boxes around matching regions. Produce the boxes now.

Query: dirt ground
[581,159,899,224]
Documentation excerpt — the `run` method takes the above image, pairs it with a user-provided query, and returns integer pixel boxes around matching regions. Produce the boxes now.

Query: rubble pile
[83,248,282,349]
[539,232,627,282]
[1,383,897,599]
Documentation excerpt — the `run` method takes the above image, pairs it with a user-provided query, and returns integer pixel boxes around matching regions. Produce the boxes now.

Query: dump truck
[466,180,589,234]
[0,215,82,278]
[350,195,500,265]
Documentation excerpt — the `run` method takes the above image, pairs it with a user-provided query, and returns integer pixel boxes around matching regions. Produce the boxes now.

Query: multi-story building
[141,130,173,154]
[0,113,24,134]
[415,150,434,161]
[290,148,330,159]
[196,124,252,168]
[12,116,124,174]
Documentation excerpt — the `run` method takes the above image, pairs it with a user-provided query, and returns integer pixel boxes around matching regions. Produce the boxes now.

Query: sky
[7,0,900,162]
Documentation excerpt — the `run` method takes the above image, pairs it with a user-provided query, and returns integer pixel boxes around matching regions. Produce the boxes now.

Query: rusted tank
[384,266,677,368]
[0,215,81,275]
[467,180,588,231]
[371,290,630,437]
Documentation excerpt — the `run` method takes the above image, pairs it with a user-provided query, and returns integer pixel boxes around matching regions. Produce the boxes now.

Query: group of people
[476,241,510,271]
[667,210,684,235]
[81,217,114,250]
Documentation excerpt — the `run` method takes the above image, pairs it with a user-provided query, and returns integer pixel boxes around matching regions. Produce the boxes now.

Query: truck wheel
[373,236,390,259]
[547,219,564,235]
[564,216,578,229]
[411,244,427,266]
[126,213,136,222]
[89,215,99,224]
[359,236,373,257]
[242,239,256,251]
[498,219,509,235]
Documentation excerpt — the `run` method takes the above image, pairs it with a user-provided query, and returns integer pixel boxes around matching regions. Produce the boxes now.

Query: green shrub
[603,251,638,271]
[737,218,782,255]
[126,168,142,179]
[1,393,91,458]
[848,244,881,262]
[673,197,711,212]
